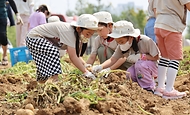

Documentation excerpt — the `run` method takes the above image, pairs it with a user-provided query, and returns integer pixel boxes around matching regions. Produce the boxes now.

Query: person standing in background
[0,0,22,66]
[144,0,157,44]
[28,4,50,31]
[6,0,15,26]
[154,0,190,99]
[14,0,34,47]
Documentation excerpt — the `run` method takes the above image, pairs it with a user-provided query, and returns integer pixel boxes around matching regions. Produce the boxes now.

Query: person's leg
[135,60,156,91]
[2,45,8,59]
[26,37,62,83]
[0,18,8,65]
[97,45,114,64]
[154,28,169,96]
[20,15,29,46]
[162,32,186,99]
[16,21,21,47]
[118,60,132,71]
[126,65,137,82]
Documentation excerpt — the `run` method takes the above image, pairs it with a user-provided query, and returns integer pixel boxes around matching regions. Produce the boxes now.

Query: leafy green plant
[5,92,27,102]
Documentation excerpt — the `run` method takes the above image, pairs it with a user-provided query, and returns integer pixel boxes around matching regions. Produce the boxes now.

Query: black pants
[0,18,8,46]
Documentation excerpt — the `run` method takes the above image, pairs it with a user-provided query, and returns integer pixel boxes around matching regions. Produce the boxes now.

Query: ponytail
[73,27,80,57]
[80,43,87,57]
[73,27,88,57]
[131,37,139,53]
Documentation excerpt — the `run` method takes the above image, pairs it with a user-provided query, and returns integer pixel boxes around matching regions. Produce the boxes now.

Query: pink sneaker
[154,87,165,96]
[162,89,187,99]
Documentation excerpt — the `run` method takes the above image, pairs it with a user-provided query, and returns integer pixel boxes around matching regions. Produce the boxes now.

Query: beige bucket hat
[93,11,113,24]
[108,20,140,38]
[71,14,102,30]
[48,16,60,23]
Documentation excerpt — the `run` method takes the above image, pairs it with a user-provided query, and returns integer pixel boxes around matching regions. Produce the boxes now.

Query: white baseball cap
[70,14,102,30]
[93,11,113,24]
[48,16,60,23]
[108,20,140,38]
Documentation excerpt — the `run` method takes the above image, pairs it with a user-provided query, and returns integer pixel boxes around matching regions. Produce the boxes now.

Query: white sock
[165,60,179,92]
[157,57,169,88]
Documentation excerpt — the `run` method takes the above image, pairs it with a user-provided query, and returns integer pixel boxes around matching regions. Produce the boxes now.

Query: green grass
[7,26,16,47]
[183,46,190,51]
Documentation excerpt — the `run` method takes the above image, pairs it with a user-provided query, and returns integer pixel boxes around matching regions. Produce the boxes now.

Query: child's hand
[127,54,141,63]
[83,71,96,79]
[92,65,103,73]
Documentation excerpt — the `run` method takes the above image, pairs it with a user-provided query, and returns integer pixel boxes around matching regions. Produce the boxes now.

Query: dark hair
[36,5,49,15]
[73,27,88,57]
[98,22,113,27]
[80,43,87,57]
[131,37,139,53]
[23,0,26,2]
[98,22,108,27]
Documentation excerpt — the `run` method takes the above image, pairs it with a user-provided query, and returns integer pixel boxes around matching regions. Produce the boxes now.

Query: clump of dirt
[0,63,190,115]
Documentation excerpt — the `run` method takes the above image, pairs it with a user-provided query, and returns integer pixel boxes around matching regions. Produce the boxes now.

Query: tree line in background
[7,0,190,47]
[8,0,147,47]
[66,0,147,33]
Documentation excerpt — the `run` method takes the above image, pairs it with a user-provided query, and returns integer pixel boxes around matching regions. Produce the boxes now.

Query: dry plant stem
[136,103,153,115]
[39,83,62,104]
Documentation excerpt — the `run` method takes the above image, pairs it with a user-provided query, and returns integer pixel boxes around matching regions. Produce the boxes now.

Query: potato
[16,109,34,115]
[25,103,34,111]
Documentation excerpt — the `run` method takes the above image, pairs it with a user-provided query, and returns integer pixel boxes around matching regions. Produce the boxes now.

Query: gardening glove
[83,71,96,79]
[16,13,23,25]
[127,54,141,63]
[127,53,147,63]
[99,68,111,78]
[85,63,92,68]
[92,65,103,73]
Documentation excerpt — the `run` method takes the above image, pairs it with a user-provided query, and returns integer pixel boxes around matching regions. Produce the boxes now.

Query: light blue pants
[144,17,156,43]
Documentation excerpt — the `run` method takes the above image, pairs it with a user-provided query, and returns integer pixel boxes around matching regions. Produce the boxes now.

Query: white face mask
[120,41,132,51]
[80,34,89,43]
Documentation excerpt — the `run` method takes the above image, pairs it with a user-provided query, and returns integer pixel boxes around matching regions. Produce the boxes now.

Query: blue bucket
[9,46,33,66]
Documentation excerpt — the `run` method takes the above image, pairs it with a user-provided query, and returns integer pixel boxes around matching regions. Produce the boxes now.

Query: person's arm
[8,0,18,14]
[67,46,88,73]
[28,0,34,14]
[87,36,101,65]
[101,56,118,69]
[79,57,86,65]
[153,0,157,17]
[86,54,96,65]
[145,54,159,61]
[8,0,23,24]
[185,2,190,11]
[110,57,126,70]
[153,8,156,17]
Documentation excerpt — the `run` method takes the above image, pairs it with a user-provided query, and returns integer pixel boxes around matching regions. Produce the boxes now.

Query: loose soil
[0,59,190,115]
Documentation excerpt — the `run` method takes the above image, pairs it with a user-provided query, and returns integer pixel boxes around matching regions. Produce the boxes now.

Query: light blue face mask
[80,34,89,43]
[120,41,132,51]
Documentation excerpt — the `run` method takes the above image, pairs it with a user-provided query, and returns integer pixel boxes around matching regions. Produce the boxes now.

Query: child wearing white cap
[86,11,132,70]
[92,20,160,92]
[26,14,102,83]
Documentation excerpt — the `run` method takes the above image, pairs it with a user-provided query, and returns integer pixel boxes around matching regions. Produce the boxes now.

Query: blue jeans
[144,17,156,43]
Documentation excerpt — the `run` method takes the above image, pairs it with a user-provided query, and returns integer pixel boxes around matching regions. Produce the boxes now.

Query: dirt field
[0,57,190,115]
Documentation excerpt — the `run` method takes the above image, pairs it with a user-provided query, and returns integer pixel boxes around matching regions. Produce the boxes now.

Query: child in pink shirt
[28,4,50,31]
